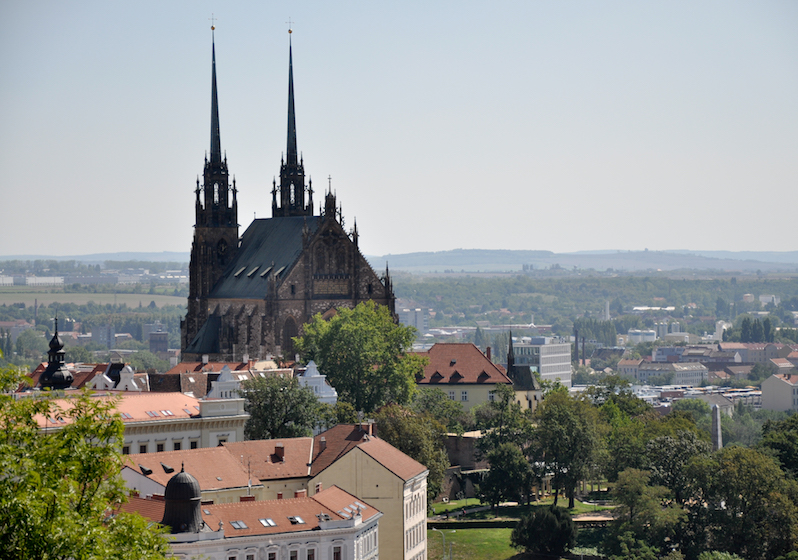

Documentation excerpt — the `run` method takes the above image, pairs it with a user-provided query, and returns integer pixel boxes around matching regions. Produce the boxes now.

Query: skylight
[230,520,248,529]
[247,266,260,277]
[259,518,277,527]
[234,266,247,278]
[288,516,305,525]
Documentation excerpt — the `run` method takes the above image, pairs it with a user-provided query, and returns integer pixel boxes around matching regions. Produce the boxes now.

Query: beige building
[309,424,428,560]
[761,373,798,412]
[35,392,249,455]
[414,343,526,411]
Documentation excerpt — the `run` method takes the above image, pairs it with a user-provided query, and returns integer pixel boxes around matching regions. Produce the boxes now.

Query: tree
[294,302,422,413]
[317,400,358,431]
[473,383,533,457]
[0,366,169,560]
[373,404,449,503]
[482,443,532,508]
[682,446,798,560]
[410,387,471,434]
[760,413,798,479]
[511,506,577,557]
[241,375,321,440]
[646,431,712,504]
[672,398,711,424]
[64,343,95,363]
[602,468,685,558]
[532,387,601,507]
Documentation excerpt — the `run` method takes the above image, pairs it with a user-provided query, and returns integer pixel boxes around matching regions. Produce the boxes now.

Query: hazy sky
[2,1,797,258]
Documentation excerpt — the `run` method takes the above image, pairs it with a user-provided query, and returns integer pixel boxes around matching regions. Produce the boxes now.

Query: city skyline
[2,1,797,258]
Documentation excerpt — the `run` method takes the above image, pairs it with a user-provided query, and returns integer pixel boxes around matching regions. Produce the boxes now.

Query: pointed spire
[209,28,222,165]
[286,31,298,167]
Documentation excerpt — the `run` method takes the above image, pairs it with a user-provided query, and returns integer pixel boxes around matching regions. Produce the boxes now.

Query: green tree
[15,328,49,361]
[317,401,359,431]
[241,375,321,440]
[511,506,577,557]
[127,350,169,373]
[602,469,685,559]
[410,387,471,433]
[532,387,601,507]
[294,302,421,413]
[682,446,798,560]
[473,383,532,457]
[646,431,712,504]
[760,413,798,479]
[673,398,711,424]
[0,367,169,560]
[482,443,532,508]
[64,344,95,363]
[373,404,449,503]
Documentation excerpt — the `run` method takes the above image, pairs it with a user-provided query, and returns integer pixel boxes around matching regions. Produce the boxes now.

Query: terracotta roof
[224,439,314,481]
[165,362,253,375]
[311,424,427,481]
[121,485,379,536]
[770,358,795,369]
[413,343,512,385]
[777,373,798,385]
[34,392,201,428]
[27,362,110,390]
[124,447,254,491]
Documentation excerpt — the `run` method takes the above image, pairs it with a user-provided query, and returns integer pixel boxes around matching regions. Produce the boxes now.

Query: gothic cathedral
[181,31,395,362]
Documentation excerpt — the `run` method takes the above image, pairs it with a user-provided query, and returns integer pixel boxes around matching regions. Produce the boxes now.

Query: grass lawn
[431,496,613,519]
[426,527,606,560]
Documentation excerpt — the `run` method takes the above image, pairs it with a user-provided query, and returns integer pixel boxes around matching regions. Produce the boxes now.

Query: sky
[2,1,797,258]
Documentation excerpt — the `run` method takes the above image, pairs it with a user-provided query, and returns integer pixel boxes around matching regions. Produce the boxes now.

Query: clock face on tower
[217,238,228,266]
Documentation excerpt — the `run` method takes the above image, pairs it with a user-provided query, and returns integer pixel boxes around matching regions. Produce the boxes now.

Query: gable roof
[124,446,253,491]
[224,438,314,481]
[210,216,322,300]
[311,424,427,481]
[413,343,512,385]
[121,485,379,537]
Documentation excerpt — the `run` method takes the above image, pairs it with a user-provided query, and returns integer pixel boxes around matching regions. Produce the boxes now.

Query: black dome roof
[164,469,201,502]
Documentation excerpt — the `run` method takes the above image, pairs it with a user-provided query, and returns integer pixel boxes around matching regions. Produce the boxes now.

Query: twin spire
[207,25,313,218]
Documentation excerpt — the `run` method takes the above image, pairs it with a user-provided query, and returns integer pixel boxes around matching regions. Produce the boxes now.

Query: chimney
[294,489,307,498]
[242,353,249,364]
[320,437,326,451]
[240,495,255,502]
[202,354,209,364]
[486,346,492,360]
[275,443,285,460]
[151,493,164,501]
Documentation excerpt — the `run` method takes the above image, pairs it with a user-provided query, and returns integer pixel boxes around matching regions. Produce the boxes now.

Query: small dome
[49,331,64,352]
[164,469,201,502]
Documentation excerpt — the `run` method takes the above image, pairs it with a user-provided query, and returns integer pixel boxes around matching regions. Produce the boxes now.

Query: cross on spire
[209,13,217,30]
[286,17,294,33]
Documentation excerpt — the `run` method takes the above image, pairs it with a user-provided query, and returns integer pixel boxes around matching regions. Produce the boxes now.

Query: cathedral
[181,31,395,362]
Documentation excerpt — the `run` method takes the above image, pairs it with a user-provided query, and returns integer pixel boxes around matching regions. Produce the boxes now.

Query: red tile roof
[311,424,427,481]
[413,343,512,386]
[124,446,253,491]
[165,362,253,375]
[123,486,379,536]
[224,439,314,481]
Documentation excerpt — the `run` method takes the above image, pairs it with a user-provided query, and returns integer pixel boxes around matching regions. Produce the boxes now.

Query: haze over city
[2,1,797,258]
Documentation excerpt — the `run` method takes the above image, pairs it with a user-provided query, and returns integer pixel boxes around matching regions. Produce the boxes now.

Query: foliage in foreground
[0,366,169,560]
[241,374,321,440]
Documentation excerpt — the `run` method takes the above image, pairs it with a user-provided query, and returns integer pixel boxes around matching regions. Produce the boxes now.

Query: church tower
[272,31,313,218]
[184,28,239,349]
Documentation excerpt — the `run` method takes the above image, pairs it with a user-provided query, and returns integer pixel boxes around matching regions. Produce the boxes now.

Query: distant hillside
[367,249,798,274]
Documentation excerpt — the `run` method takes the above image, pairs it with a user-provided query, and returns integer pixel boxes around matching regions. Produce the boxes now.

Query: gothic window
[217,239,228,266]
[282,316,298,358]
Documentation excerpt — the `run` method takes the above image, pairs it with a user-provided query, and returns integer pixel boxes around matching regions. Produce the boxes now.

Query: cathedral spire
[273,27,312,218]
[286,30,298,167]
[210,27,222,165]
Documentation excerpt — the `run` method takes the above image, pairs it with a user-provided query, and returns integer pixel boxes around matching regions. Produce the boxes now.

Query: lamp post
[430,528,455,560]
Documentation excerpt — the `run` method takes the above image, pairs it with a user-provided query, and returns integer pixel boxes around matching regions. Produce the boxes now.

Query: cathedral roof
[210,216,321,299]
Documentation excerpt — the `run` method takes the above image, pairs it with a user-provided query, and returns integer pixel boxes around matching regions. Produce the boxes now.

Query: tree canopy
[241,374,321,440]
[0,366,168,560]
[294,301,423,413]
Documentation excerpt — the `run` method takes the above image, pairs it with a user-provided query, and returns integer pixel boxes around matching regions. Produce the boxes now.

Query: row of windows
[221,545,341,560]
[122,439,204,455]
[404,491,424,519]
[404,520,425,551]
[447,391,469,402]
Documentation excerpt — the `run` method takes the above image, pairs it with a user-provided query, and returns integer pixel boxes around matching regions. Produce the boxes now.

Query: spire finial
[210,14,217,30]
[209,21,222,164]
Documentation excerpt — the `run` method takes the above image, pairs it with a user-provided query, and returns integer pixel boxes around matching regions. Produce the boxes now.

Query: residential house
[762,373,798,412]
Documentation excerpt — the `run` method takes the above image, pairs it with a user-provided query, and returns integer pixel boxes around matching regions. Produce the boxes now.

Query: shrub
[510,506,577,556]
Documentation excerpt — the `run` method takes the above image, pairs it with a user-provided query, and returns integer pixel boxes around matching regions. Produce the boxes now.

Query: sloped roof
[124,446,253,491]
[34,392,201,428]
[120,485,379,536]
[165,362,253,375]
[184,315,221,355]
[210,216,322,299]
[224,439,314,481]
[311,424,427,481]
[413,343,512,385]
